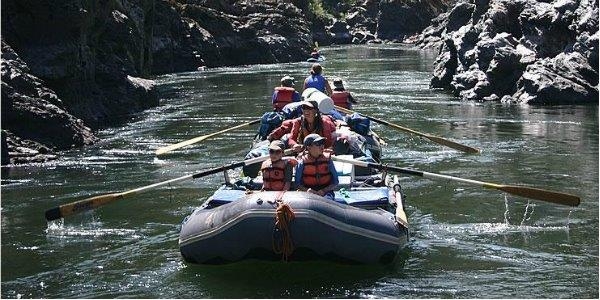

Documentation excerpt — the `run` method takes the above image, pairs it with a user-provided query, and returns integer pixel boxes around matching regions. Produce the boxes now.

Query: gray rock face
[1,40,96,164]
[419,0,599,104]
[0,0,312,164]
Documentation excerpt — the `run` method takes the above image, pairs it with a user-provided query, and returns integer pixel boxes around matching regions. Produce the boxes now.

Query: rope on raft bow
[272,191,295,261]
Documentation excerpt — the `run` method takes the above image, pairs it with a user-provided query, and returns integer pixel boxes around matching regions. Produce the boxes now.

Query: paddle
[331,156,580,207]
[155,119,261,156]
[334,105,480,154]
[44,156,270,221]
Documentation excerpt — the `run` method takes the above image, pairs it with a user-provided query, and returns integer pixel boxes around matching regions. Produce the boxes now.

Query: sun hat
[281,75,295,87]
[268,140,285,151]
[333,78,344,88]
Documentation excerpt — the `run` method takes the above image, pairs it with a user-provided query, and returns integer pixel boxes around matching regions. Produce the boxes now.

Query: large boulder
[418,0,599,104]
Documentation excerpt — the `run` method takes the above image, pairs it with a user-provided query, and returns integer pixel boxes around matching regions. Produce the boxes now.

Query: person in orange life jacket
[303,63,333,96]
[272,75,301,111]
[267,119,294,142]
[261,140,295,191]
[331,78,357,109]
[295,134,339,200]
[288,100,336,154]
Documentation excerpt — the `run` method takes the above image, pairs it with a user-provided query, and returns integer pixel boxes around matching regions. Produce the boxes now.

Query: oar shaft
[156,119,261,155]
[331,156,580,206]
[45,156,271,221]
[334,105,480,154]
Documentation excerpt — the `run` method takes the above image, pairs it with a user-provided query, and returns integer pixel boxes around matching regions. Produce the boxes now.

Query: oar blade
[495,185,581,207]
[155,119,261,156]
[45,194,123,221]
[334,105,480,154]
[155,136,209,155]
[425,135,480,154]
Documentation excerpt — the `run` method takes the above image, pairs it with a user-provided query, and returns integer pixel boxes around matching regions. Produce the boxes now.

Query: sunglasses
[269,149,282,154]
[302,105,315,110]
[309,140,325,147]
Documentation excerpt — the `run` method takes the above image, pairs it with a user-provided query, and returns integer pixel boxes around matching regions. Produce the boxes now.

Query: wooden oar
[44,156,270,221]
[155,119,261,156]
[331,156,580,207]
[334,105,480,154]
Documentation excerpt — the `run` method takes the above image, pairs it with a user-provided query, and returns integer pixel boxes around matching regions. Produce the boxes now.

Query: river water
[1,45,598,298]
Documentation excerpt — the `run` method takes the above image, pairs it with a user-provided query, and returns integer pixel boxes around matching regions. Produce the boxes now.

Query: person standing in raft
[261,140,295,191]
[295,134,339,200]
[287,100,336,154]
[272,75,301,111]
[303,63,333,96]
[331,78,357,109]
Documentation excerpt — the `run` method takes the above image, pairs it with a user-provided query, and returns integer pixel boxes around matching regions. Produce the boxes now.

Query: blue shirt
[294,156,339,200]
[304,74,327,92]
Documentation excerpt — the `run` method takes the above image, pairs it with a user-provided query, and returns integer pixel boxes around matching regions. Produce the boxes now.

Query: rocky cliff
[1,0,313,164]
[417,0,598,104]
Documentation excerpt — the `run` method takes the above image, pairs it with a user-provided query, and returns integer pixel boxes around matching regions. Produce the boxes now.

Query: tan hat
[299,100,317,109]
[268,140,285,151]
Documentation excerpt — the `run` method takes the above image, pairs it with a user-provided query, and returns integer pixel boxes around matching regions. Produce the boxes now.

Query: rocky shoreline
[1,0,597,165]
[418,0,598,104]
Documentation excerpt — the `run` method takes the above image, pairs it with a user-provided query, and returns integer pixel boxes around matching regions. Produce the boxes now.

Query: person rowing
[287,100,336,154]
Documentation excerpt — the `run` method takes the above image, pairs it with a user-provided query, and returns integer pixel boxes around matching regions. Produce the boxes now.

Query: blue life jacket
[304,74,326,92]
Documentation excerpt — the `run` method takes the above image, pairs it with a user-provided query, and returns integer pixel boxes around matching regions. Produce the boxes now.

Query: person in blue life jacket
[331,78,358,109]
[295,134,339,200]
[303,63,333,96]
[272,75,301,111]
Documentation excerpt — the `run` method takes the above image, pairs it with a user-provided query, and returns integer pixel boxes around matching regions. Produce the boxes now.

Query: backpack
[256,112,284,140]
[345,113,370,136]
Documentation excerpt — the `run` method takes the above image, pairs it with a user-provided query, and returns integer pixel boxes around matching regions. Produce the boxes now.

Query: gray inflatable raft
[179,191,408,264]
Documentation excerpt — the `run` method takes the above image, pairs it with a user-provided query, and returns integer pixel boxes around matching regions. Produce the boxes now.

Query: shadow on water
[172,250,411,298]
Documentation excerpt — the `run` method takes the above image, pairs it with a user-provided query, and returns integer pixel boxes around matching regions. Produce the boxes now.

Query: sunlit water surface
[1,45,598,298]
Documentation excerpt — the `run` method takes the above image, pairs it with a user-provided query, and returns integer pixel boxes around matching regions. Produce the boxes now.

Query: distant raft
[307,55,326,62]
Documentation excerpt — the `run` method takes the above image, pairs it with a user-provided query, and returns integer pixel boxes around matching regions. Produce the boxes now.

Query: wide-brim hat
[303,133,325,146]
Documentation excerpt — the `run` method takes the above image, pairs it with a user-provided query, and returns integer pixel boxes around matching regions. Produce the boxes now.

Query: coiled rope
[272,191,295,261]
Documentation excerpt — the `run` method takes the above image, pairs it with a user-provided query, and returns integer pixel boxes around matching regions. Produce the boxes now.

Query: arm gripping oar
[155,119,261,156]
[334,105,480,154]
[331,156,580,207]
[44,155,269,221]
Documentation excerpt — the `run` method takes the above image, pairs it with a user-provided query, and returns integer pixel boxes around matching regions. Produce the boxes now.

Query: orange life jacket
[273,87,296,111]
[331,91,350,108]
[261,159,287,191]
[300,153,332,190]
